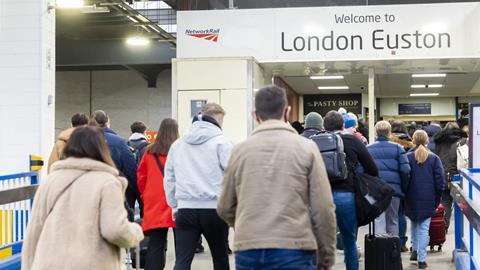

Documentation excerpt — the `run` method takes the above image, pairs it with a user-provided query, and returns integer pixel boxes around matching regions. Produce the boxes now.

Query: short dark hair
[63,126,115,167]
[130,121,147,134]
[255,86,287,121]
[92,110,109,128]
[324,111,344,131]
[71,113,88,127]
[391,120,408,134]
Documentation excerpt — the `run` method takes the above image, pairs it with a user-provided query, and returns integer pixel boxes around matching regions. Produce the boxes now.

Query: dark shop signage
[398,103,431,115]
[304,94,362,116]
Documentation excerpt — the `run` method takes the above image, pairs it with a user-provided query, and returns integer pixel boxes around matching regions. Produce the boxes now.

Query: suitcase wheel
[430,246,434,251]
[438,245,442,251]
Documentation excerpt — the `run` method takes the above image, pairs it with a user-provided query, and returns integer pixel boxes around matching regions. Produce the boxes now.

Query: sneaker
[418,261,428,269]
[401,245,409,253]
[410,250,418,261]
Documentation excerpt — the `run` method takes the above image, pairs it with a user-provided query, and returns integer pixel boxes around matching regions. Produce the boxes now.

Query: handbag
[355,172,395,227]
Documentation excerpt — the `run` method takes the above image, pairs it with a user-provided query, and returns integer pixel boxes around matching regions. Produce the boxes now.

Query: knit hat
[305,112,324,131]
[338,107,347,115]
[343,114,357,129]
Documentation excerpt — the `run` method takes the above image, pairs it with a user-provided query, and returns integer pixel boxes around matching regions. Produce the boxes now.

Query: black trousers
[174,209,230,270]
[145,228,172,270]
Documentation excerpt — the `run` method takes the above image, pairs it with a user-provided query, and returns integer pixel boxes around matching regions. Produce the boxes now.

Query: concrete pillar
[0,0,55,175]
[368,67,375,143]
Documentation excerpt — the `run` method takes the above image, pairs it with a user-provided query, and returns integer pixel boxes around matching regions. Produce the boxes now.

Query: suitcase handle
[369,221,375,236]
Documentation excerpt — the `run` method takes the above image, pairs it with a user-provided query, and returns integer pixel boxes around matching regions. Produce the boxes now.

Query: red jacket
[137,152,175,231]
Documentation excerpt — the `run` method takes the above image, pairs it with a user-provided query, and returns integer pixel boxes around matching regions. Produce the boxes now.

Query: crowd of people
[21,85,469,270]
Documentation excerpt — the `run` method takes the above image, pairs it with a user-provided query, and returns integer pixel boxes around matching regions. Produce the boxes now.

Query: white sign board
[177,2,480,62]
[471,105,480,168]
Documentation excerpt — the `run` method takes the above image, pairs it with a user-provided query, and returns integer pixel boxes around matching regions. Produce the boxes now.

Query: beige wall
[173,58,255,143]
[56,69,172,139]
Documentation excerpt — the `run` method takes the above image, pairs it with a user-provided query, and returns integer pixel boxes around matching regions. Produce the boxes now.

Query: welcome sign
[177,2,480,62]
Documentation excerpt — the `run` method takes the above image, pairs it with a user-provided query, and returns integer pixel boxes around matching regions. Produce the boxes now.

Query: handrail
[0,172,37,182]
[0,186,38,205]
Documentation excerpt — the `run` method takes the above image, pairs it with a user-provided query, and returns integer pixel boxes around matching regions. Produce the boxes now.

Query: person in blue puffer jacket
[367,120,411,237]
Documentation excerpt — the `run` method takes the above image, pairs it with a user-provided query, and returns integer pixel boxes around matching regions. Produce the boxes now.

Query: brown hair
[148,118,179,155]
[412,130,430,164]
[62,126,115,167]
[91,110,109,128]
[445,122,459,130]
[201,103,226,118]
[255,86,287,121]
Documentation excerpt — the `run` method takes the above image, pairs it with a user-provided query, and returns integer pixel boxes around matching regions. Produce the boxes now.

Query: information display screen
[398,103,431,115]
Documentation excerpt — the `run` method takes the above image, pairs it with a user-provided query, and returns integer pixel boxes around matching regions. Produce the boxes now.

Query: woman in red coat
[137,118,179,270]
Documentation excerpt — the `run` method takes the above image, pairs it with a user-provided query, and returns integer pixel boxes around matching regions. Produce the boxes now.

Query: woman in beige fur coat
[22,126,144,270]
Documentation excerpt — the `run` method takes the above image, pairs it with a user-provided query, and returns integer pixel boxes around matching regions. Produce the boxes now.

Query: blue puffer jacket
[367,136,411,197]
[405,150,445,222]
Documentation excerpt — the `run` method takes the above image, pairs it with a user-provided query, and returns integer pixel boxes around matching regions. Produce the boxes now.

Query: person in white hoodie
[164,103,234,270]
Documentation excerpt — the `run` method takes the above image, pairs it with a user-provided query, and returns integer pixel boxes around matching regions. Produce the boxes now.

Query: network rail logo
[185,28,220,42]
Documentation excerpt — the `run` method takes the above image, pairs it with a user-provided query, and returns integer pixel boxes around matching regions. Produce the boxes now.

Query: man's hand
[172,208,178,221]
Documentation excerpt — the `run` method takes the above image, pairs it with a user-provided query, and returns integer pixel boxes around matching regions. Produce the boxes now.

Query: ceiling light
[412,73,446,78]
[428,84,443,88]
[310,75,344,80]
[318,86,349,90]
[410,93,439,96]
[126,37,151,46]
[56,0,84,8]
[411,84,426,88]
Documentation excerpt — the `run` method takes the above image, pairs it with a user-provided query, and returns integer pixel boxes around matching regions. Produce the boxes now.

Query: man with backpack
[128,121,150,165]
[322,110,379,270]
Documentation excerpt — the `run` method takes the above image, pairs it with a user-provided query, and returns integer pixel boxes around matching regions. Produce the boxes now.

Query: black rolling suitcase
[364,222,402,270]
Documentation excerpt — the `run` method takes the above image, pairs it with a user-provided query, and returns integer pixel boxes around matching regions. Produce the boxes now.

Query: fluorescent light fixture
[412,73,446,78]
[410,93,439,96]
[318,86,349,90]
[56,0,84,8]
[126,37,150,46]
[411,84,443,88]
[310,75,344,80]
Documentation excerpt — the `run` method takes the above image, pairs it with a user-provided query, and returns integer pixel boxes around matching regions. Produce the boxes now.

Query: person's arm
[136,154,148,195]
[398,146,411,192]
[164,147,178,210]
[308,141,336,268]
[218,140,234,172]
[21,183,49,270]
[434,155,446,196]
[354,137,379,176]
[120,141,138,183]
[217,147,238,226]
[99,179,143,248]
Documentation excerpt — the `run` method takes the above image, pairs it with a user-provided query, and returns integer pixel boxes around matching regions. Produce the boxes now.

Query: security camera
[360,86,366,90]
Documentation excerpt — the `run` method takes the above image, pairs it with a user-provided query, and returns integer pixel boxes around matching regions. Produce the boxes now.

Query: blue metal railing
[0,172,38,270]
[453,169,480,270]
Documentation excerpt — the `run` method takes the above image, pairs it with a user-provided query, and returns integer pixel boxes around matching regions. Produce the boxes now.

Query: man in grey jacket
[218,86,336,270]
[164,103,234,270]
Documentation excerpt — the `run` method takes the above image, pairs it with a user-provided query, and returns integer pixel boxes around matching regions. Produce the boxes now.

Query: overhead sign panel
[177,3,480,62]
[398,103,432,115]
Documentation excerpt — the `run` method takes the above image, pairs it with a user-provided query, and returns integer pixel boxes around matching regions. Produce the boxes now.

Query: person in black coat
[405,130,445,269]
[324,111,379,270]
[433,122,468,232]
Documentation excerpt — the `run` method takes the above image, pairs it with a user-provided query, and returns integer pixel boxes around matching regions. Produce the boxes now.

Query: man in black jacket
[433,122,468,232]
[324,111,379,270]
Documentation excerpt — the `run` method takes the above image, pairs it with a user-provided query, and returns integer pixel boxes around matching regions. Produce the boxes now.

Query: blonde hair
[201,103,226,117]
[412,130,430,164]
[375,120,392,137]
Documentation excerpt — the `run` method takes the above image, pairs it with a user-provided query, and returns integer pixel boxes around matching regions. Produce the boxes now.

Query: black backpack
[129,140,150,165]
[309,132,348,184]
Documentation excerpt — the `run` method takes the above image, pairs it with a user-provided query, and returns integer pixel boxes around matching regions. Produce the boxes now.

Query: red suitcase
[428,204,446,251]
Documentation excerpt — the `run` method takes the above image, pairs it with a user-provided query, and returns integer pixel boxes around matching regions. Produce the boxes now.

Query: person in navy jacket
[405,130,445,269]
[92,110,139,213]
[367,121,411,237]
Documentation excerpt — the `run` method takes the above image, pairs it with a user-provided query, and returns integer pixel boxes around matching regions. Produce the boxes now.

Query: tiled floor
[153,224,455,270]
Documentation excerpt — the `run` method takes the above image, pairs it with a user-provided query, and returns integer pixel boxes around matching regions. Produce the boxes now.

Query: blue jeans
[333,192,358,270]
[235,249,316,270]
[399,214,408,246]
[411,218,431,262]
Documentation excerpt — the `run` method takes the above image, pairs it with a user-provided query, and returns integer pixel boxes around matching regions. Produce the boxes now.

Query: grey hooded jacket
[164,121,234,210]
